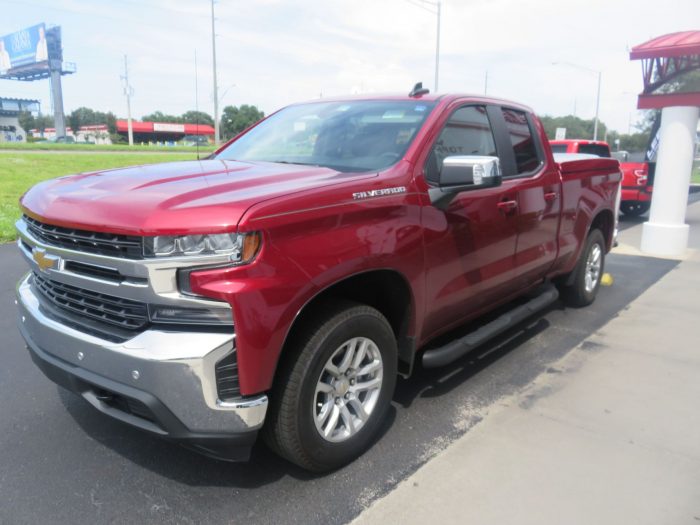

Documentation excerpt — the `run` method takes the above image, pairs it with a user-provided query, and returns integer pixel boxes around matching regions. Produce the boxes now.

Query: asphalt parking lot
[0,239,678,525]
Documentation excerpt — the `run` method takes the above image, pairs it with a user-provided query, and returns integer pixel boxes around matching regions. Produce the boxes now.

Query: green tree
[181,110,214,126]
[102,112,117,134]
[220,104,264,139]
[66,107,117,133]
[141,111,182,123]
[67,107,96,132]
[18,111,35,133]
[17,112,54,134]
[539,115,608,141]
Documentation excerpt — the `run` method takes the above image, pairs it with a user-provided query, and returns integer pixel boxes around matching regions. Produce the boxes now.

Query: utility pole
[211,0,220,145]
[593,70,602,141]
[552,62,602,141]
[122,55,134,146]
[434,0,441,92]
[484,70,488,95]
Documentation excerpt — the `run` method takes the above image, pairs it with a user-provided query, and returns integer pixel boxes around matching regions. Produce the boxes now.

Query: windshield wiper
[270,160,321,167]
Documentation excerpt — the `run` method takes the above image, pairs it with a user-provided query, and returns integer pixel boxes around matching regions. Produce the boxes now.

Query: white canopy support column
[641,105,700,256]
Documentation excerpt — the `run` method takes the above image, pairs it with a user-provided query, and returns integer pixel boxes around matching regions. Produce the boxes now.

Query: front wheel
[263,303,397,472]
[560,229,606,307]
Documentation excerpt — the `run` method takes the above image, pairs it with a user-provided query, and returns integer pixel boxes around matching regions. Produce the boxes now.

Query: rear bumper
[15,273,268,461]
[621,186,652,202]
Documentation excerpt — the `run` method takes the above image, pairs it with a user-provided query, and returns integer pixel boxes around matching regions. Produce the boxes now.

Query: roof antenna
[409,82,430,97]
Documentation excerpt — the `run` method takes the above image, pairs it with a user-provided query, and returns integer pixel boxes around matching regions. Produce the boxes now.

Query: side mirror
[429,155,502,209]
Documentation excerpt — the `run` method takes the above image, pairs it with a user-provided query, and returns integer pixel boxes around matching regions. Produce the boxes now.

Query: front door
[421,104,520,339]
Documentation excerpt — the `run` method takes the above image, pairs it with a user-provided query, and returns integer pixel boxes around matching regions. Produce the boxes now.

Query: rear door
[493,107,562,287]
[420,104,521,338]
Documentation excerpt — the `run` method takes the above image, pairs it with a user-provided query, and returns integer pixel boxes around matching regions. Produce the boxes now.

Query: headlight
[143,232,261,261]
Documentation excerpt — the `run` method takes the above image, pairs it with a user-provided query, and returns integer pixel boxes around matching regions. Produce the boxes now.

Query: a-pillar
[641,105,700,256]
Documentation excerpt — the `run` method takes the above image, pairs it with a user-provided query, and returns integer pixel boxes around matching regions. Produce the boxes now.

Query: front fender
[191,188,426,395]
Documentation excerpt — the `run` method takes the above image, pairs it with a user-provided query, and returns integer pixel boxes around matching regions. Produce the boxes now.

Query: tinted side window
[550,144,568,154]
[425,106,496,184]
[501,108,540,174]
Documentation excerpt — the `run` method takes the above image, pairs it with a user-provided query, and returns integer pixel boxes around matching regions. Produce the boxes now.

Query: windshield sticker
[382,110,405,119]
[353,186,407,200]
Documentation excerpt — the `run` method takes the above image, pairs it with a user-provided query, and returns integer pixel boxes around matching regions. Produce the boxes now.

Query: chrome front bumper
[16,273,267,440]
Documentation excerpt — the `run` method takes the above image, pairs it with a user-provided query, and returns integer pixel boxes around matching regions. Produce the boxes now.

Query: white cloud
[0,0,695,132]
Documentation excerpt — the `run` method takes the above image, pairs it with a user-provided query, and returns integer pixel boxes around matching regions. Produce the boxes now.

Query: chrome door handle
[497,200,518,214]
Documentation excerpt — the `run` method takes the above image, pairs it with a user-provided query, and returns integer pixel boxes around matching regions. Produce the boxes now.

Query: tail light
[633,169,648,186]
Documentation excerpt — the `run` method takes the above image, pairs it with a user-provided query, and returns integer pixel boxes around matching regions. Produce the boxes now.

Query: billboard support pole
[49,58,66,138]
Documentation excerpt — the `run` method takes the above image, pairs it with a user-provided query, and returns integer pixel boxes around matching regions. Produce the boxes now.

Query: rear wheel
[263,303,397,472]
[620,201,650,217]
[560,229,606,307]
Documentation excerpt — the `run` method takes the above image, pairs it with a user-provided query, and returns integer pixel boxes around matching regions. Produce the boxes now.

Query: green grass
[0,152,199,242]
[0,142,216,153]
[692,160,700,184]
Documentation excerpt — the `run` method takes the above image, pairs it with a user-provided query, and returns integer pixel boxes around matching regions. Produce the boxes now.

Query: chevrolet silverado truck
[550,139,652,216]
[15,87,621,472]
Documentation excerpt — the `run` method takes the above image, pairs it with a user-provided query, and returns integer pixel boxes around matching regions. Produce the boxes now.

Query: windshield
[215,100,436,172]
[550,144,568,154]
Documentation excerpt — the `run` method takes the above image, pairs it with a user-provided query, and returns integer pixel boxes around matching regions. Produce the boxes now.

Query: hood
[21,159,374,235]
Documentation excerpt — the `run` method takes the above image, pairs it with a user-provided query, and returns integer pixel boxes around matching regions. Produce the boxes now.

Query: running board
[422,285,559,368]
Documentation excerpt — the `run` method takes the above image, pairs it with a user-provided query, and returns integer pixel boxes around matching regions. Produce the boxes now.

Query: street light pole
[434,0,441,92]
[552,61,602,140]
[211,0,220,146]
[593,70,601,141]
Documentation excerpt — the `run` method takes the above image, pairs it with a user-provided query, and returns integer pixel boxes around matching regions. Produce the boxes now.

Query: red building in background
[32,120,216,144]
[116,120,215,143]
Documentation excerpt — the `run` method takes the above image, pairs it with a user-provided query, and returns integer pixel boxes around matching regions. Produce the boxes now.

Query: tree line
[16,103,671,153]
[18,104,265,141]
[539,114,652,153]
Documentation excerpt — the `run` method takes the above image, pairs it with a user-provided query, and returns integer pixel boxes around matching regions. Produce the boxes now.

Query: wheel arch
[590,207,615,251]
[275,269,416,382]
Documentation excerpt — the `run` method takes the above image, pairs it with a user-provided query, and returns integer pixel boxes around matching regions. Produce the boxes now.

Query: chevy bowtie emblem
[32,247,60,272]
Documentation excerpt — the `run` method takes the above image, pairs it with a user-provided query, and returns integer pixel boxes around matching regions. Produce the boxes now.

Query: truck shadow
[54,253,678,492]
[58,305,552,488]
[58,385,398,486]
[394,311,554,409]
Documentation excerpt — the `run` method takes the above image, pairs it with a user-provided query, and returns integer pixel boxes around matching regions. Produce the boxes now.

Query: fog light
[148,304,233,325]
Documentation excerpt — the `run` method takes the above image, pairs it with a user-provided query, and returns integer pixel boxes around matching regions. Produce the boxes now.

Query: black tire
[263,303,397,472]
[620,201,650,217]
[560,229,606,307]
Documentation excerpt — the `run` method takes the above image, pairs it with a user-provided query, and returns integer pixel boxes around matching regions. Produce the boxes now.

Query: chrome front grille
[24,215,143,259]
[32,272,149,331]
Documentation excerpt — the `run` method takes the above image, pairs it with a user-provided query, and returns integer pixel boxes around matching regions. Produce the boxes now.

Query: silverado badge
[32,247,60,272]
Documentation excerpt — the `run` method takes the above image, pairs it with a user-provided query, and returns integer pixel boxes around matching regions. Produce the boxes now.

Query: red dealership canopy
[630,31,700,60]
[630,31,700,109]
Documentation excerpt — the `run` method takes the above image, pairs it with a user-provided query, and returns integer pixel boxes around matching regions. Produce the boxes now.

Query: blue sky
[0,0,695,133]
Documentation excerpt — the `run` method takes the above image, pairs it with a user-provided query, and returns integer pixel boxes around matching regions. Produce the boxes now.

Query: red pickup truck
[16,89,620,471]
[550,139,652,216]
